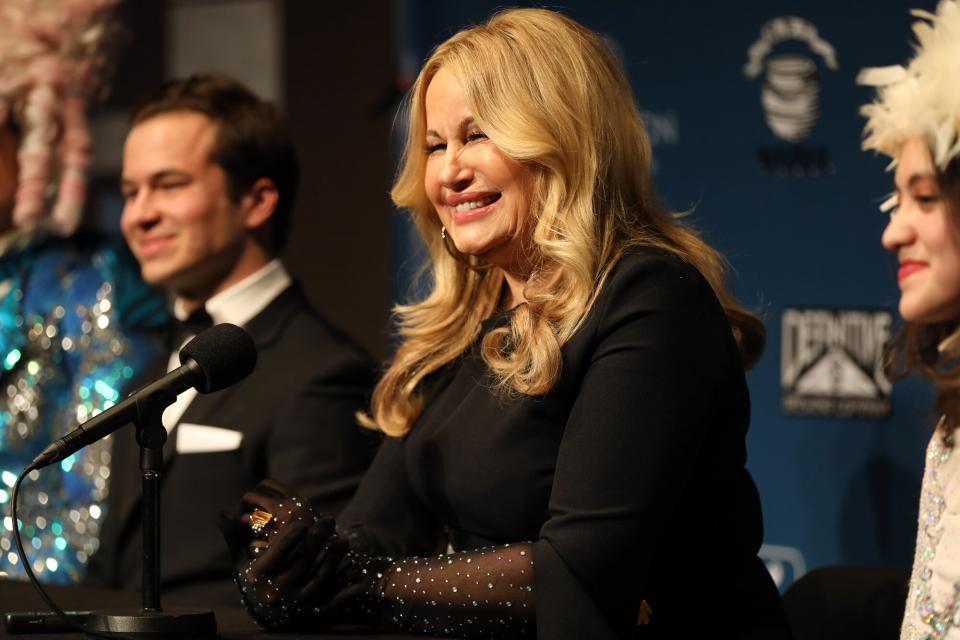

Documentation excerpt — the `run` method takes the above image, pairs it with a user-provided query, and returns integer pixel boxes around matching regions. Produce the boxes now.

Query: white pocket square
[175,423,243,454]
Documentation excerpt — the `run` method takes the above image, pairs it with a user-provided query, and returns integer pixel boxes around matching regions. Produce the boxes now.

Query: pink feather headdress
[0,0,120,235]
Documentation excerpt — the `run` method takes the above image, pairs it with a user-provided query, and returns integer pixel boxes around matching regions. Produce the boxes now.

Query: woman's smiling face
[881,136,960,324]
[423,66,535,272]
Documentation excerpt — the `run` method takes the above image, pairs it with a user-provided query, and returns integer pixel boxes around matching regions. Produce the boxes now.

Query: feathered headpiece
[858,0,960,175]
[0,0,120,235]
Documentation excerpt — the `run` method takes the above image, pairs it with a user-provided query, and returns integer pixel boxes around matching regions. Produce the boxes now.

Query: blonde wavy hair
[362,8,765,436]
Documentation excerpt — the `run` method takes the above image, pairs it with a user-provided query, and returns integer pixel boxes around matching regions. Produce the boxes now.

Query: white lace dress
[902,423,960,640]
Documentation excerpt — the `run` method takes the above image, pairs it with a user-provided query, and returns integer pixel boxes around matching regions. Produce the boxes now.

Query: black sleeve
[373,542,535,638]
[534,255,741,639]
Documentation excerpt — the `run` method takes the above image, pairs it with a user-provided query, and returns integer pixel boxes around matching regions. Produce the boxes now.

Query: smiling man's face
[120,111,251,300]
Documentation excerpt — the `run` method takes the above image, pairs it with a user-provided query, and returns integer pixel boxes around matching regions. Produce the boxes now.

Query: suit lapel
[106,283,304,545]
[175,282,303,427]
[241,282,304,350]
[177,382,239,431]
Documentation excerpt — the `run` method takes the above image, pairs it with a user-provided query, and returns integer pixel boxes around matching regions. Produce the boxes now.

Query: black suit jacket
[87,283,380,603]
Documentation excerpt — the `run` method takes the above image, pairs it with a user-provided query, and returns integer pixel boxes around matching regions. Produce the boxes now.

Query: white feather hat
[859,0,960,172]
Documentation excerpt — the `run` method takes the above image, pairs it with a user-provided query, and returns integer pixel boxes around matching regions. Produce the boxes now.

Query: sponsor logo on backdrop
[602,34,679,175]
[641,110,678,175]
[744,16,838,175]
[759,544,806,590]
[641,110,679,147]
[781,308,893,419]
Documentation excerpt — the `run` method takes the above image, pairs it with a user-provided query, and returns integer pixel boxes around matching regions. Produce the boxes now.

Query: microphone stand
[85,388,217,638]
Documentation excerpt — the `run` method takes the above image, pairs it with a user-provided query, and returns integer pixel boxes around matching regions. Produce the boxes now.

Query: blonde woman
[860,1,960,638]
[222,8,788,638]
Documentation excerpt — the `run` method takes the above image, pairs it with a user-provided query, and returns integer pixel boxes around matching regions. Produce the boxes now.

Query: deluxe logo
[744,16,838,175]
[781,308,892,419]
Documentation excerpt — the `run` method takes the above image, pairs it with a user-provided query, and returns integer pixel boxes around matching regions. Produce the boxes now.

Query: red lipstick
[898,260,927,282]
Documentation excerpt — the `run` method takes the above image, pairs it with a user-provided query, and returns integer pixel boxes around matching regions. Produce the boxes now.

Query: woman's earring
[439,224,492,272]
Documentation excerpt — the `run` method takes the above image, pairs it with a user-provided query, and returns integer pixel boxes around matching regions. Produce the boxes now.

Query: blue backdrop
[389,0,939,591]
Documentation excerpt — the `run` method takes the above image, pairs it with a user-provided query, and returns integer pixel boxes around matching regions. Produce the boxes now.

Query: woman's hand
[217,479,349,628]
[218,479,312,563]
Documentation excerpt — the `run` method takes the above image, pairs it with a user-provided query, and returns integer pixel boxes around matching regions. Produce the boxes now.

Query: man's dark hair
[131,73,299,253]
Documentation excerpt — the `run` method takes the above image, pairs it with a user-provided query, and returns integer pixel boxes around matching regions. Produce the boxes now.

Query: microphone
[31,323,257,469]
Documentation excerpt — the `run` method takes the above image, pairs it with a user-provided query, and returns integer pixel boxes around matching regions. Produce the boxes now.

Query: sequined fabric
[902,421,960,640]
[0,231,165,584]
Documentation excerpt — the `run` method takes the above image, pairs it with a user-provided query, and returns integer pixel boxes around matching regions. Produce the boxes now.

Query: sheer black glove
[218,478,326,566]
[220,480,536,637]
[376,543,535,638]
[217,479,390,629]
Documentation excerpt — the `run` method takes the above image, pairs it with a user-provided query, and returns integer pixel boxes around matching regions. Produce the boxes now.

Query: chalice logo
[744,17,838,174]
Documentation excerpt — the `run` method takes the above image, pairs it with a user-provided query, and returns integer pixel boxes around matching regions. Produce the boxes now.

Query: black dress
[339,247,789,639]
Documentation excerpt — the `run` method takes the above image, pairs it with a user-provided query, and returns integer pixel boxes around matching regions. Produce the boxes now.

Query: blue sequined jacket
[0,230,167,584]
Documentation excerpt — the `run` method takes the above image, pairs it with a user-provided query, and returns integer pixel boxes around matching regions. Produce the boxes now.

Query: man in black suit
[86,74,379,603]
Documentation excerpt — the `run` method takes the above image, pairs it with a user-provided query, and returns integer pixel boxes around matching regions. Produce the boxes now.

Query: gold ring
[250,509,274,535]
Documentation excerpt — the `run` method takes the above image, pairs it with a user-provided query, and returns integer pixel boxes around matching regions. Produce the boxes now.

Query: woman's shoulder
[599,245,716,310]
[563,245,745,385]
[575,244,735,353]
[23,231,169,330]
[21,230,126,279]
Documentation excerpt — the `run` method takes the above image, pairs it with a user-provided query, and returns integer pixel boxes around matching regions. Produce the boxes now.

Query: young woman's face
[882,136,960,323]
[422,67,535,272]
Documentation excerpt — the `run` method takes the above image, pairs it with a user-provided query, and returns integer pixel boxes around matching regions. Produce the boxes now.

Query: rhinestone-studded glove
[220,481,536,637]
[219,479,325,564]
[218,480,392,629]
[373,543,536,638]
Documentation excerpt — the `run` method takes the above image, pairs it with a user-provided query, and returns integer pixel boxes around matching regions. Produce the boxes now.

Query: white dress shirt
[162,259,292,445]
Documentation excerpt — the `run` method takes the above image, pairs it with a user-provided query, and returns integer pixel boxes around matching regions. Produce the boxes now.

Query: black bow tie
[174,307,214,344]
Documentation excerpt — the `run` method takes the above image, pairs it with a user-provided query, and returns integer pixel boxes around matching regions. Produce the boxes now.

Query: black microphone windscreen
[179,323,257,393]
